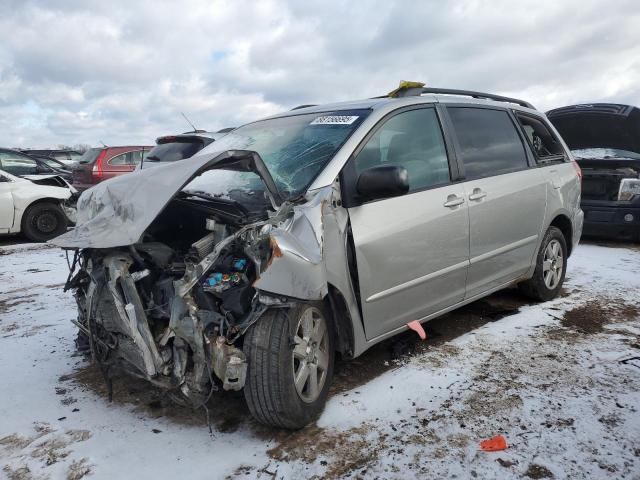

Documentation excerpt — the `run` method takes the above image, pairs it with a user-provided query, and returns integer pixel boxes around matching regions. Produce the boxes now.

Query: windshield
[39,157,66,169]
[572,148,640,160]
[77,148,103,164]
[191,109,370,200]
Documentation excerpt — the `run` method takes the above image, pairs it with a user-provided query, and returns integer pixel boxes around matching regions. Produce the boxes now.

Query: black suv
[547,104,640,241]
[140,129,233,169]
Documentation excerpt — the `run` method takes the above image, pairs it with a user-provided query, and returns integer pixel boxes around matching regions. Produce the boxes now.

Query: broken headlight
[618,178,640,201]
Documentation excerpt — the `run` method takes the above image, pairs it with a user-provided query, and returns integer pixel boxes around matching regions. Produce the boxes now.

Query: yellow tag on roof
[387,80,426,98]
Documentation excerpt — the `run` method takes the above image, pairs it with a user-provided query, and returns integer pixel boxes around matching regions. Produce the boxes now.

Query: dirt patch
[524,463,554,478]
[2,464,45,480]
[22,324,55,337]
[0,294,38,315]
[1,424,91,479]
[267,424,381,479]
[560,299,639,334]
[67,458,92,480]
[69,363,253,432]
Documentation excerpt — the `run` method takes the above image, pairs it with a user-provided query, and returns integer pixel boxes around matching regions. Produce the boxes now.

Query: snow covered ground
[0,241,639,479]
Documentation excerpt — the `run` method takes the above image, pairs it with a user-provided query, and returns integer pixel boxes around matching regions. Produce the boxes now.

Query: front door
[445,106,547,297]
[345,107,470,339]
[0,174,15,231]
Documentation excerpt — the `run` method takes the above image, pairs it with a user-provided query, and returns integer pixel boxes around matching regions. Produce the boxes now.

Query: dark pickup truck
[547,103,640,241]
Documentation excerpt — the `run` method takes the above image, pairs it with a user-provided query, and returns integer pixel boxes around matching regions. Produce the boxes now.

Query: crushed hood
[51,150,281,249]
[547,103,640,153]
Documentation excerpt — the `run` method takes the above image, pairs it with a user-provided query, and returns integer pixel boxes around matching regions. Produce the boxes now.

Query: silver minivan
[55,87,583,429]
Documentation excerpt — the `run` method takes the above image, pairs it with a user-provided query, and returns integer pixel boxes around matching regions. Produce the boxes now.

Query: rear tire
[21,202,68,242]
[243,302,335,429]
[519,226,567,301]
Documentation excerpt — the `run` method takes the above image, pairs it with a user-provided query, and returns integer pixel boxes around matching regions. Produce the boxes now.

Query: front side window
[516,114,565,162]
[0,151,38,175]
[448,107,528,180]
[353,108,450,192]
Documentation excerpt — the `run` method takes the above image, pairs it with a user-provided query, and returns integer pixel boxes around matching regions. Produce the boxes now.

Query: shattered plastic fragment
[480,435,508,451]
[406,320,426,340]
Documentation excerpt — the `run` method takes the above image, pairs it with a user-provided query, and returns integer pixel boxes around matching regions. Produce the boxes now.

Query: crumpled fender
[51,149,281,249]
[254,188,330,300]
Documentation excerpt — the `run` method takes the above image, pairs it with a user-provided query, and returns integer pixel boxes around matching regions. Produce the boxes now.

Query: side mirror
[356,165,409,201]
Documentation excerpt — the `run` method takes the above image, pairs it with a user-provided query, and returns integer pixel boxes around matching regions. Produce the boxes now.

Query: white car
[0,169,76,242]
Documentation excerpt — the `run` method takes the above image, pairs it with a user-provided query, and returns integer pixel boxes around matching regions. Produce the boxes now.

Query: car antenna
[99,140,108,147]
[181,112,198,132]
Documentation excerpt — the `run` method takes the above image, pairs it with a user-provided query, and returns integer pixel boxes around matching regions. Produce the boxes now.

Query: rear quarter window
[448,107,528,180]
[77,148,103,164]
[515,113,566,163]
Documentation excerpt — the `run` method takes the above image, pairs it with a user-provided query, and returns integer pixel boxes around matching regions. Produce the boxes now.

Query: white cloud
[0,0,639,147]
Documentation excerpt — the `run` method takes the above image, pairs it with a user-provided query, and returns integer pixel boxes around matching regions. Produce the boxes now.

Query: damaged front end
[57,149,333,406]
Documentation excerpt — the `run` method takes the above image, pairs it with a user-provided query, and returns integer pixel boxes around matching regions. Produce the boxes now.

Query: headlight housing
[618,178,640,201]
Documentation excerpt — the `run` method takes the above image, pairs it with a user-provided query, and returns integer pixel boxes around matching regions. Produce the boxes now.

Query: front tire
[243,302,335,429]
[519,226,567,301]
[21,202,68,242]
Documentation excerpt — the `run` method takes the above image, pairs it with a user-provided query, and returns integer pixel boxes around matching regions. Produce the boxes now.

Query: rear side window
[448,107,527,180]
[109,150,145,165]
[515,114,565,162]
[145,140,207,163]
[353,108,450,192]
[78,148,103,164]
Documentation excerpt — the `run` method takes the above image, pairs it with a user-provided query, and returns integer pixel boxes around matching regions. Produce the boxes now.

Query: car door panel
[349,186,469,338]
[445,106,547,298]
[464,168,546,297]
[343,106,470,340]
[0,177,15,231]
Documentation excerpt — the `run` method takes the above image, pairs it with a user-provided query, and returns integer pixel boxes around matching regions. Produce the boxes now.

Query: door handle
[443,194,465,208]
[468,188,487,201]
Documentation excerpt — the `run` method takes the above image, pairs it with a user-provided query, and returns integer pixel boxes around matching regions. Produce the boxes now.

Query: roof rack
[291,104,317,111]
[417,88,534,109]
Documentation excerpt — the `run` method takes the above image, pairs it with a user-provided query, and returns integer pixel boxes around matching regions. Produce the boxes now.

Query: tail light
[91,150,108,182]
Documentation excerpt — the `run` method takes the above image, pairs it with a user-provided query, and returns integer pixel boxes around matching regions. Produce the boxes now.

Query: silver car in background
[54,86,583,429]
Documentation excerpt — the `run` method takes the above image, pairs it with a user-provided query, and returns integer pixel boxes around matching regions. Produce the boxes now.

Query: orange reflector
[480,435,508,451]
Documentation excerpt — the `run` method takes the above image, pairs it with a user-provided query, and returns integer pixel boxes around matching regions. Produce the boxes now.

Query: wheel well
[550,214,573,256]
[324,284,355,359]
[20,198,63,228]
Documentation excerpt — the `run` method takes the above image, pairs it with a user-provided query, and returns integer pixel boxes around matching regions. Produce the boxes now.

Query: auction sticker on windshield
[310,115,359,125]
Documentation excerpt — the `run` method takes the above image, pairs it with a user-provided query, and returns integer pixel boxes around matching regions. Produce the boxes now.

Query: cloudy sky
[1,0,639,148]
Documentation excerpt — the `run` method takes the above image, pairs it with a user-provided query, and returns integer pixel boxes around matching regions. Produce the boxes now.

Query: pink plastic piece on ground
[406,320,426,340]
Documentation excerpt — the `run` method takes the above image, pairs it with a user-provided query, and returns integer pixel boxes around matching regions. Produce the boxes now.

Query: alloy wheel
[292,306,329,403]
[542,239,563,290]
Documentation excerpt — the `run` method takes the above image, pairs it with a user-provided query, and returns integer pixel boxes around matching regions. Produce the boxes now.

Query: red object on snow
[480,435,508,451]
[406,320,426,340]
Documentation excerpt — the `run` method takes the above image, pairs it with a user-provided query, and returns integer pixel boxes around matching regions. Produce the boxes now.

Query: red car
[72,146,152,191]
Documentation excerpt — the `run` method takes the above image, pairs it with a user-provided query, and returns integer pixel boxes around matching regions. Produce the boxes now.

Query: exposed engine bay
[580,161,640,201]
[64,194,295,404]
